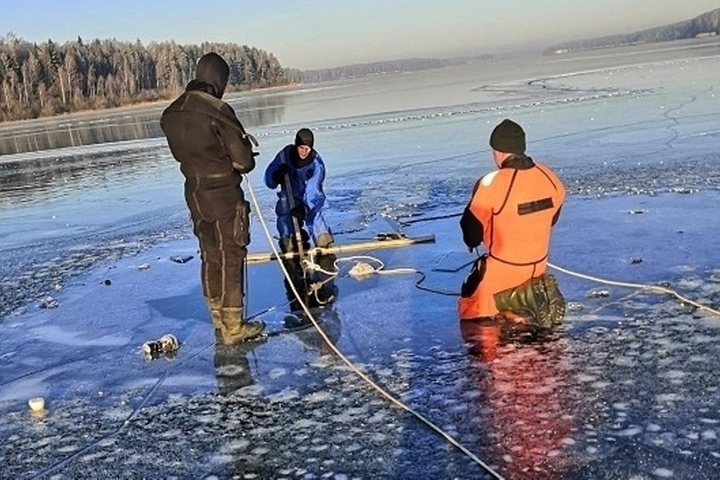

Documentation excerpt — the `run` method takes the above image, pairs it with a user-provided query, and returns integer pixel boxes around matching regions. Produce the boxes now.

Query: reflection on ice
[1,40,720,477]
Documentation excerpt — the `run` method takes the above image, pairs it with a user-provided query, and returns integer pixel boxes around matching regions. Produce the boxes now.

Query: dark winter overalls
[160,52,263,343]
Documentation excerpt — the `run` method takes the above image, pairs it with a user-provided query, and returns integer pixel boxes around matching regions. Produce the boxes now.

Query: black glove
[290,204,307,221]
[271,164,290,185]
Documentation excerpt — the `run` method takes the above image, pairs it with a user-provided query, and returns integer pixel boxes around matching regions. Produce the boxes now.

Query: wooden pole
[247,234,436,264]
[281,163,310,306]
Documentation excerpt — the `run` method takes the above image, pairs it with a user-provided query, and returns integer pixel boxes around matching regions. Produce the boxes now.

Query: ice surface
[1,40,720,478]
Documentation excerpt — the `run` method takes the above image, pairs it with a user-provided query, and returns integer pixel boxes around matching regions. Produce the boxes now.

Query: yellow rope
[244,175,504,480]
[548,262,720,317]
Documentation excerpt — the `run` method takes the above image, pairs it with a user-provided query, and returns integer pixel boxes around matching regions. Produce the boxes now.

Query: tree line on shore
[544,7,720,54]
[289,54,494,84]
[0,34,288,122]
[1,32,501,123]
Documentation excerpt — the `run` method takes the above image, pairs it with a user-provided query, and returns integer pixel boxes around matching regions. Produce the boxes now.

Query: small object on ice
[567,302,584,312]
[170,255,194,264]
[103,279,112,286]
[137,263,150,271]
[52,283,62,292]
[587,289,611,298]
[142,340,163,359]
[349,261,375,279]
[28,397,45,412]
[143,334,180,361]
[376,232,406,241]
[628,209,646,215]
[159,334,179,353]
[38,296,59,309]
[630,257,643,265]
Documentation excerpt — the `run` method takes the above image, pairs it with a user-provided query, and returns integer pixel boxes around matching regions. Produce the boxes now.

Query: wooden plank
[247,234,436,264]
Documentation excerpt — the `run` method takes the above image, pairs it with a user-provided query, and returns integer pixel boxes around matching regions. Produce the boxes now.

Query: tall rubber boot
[542,274,566,326]
[206,298,223,332]
[313,253,338,305]
[316,232,335,248]
[218,307,265,345]
[494,278,545,327]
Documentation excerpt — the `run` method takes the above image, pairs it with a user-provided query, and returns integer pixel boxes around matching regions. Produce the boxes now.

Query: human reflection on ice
[214,249,341,395]
[213,333,264,395]
[278,229,339,324]
[461,319,575,479]
[278,235,342,358]
[213,307,343,395]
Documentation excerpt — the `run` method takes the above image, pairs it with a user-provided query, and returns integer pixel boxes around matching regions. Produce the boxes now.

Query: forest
[545,7,720,54]
[0,35,288,122]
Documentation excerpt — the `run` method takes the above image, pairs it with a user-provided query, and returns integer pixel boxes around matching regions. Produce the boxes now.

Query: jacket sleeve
[542,163,566,227]
[213,106,255,174]
[460,205,484,250]
[264,152,283,189]
[551,206,563,226]
[303,156,326,211]
[460,175,497,249]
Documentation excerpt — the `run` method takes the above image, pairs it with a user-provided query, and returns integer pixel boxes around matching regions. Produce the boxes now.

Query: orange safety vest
[459,156,565,320]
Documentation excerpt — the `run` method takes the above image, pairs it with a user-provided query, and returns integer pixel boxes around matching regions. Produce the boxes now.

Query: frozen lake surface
[1,38,720,478]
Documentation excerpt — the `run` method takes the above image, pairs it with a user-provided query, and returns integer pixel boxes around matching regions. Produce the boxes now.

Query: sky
[1,0,719,69]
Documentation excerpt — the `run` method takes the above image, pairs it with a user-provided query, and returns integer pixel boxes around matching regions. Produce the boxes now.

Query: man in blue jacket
[264,128,334,252]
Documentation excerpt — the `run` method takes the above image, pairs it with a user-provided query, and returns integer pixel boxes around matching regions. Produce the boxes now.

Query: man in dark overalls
[161,52,264,344]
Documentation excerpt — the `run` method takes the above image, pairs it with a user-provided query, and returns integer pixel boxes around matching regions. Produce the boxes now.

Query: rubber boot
[542,274,566,326]
[218,307,265,345]
[313,253,338,305]
[494,277,547,327]
[206,298,223,332]
[316,232,334,248]
[282,230,311,252]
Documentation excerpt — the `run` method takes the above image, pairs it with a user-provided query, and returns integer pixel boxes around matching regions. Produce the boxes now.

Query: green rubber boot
[218,307,265,345]
[542,274,566,326]
[494,274,566,329]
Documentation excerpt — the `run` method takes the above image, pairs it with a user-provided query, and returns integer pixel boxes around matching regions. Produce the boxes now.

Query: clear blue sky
[2,0,718,69]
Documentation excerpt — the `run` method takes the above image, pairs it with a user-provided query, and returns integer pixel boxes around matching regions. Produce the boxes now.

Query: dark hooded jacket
[161,52,256,221]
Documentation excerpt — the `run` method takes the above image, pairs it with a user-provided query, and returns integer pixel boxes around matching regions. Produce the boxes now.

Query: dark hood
[189,52,230,99]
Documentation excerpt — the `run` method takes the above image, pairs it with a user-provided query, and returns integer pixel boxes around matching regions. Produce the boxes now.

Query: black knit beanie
[489,119,526,154]
[294,128,314,148]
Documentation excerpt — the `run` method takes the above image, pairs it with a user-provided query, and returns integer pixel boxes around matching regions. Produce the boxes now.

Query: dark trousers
[192,201,249,309]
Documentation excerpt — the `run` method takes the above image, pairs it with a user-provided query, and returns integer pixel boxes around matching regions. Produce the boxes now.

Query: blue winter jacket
[264,144,326,211]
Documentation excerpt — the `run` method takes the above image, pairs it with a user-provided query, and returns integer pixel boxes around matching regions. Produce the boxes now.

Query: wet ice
[2,40,720,478]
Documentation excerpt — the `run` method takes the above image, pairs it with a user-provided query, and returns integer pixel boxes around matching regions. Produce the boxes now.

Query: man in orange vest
[458,119,566,330]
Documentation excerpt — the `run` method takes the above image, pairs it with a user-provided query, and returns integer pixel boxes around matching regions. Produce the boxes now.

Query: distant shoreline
[0,83,304,131]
